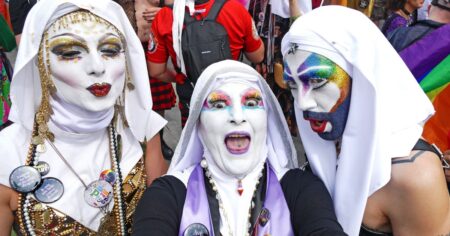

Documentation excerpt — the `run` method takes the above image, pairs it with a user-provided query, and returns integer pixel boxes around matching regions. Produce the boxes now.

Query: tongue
[226,137,250,151]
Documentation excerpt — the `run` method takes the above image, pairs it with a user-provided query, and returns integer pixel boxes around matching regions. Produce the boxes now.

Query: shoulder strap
[182,0,227,24]
[412,139,443,158]
[183,8,196,25]
[205,0,227,21]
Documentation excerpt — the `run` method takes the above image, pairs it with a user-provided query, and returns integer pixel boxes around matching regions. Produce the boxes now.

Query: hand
[143,6,161,23]
[443,150,450,183]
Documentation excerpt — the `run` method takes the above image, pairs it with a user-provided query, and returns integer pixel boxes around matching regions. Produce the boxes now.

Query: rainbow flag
[400,23,450,151]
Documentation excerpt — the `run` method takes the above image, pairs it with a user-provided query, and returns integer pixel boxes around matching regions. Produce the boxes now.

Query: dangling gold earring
[126,64,135,91]
[33,31,56,152]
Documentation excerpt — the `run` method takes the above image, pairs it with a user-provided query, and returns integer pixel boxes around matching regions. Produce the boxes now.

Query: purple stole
[179,164,294,236]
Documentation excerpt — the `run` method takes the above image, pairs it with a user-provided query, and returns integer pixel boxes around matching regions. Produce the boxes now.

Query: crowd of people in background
[0,0,449,235]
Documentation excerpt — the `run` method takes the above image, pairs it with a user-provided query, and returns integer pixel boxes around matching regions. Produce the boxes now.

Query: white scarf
[172,0,196,76]
[50,95,114,134]
[281,6,434,236]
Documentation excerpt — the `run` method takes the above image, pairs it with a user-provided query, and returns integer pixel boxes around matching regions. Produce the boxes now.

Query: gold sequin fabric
[14,159,146,236]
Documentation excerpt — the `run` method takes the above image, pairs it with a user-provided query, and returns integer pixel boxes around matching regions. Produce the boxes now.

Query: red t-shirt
[147,0,262,68]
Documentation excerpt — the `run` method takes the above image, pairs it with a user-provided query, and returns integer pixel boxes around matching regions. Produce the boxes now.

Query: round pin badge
[84,180,113,208]
[35,161,50,176]
[99,169,117,185]
[9,166,42,193]
[184,223,209,236]
[34,177,64,203]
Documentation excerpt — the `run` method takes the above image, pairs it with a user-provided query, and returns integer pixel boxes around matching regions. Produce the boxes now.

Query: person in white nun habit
[0,0,168,235]
[282,5,450,236]
[133,60,347,236]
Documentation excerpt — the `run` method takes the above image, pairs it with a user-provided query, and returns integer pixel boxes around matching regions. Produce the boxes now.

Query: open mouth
[224,132,251,155]
[307,119,328,133]
[87,83,112,97]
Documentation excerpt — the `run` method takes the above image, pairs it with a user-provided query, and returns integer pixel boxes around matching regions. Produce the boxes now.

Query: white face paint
[47,15,126,112]
[284,50,352,140]
[199,82,267,177]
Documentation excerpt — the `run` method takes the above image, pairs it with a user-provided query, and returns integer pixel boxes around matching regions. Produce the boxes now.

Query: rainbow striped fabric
[400,23,450,151]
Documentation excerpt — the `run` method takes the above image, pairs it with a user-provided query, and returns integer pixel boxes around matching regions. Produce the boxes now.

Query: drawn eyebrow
[207,90,231,102]
[50,32,87,43]
[98,33,122,44]
[298,65,332,83]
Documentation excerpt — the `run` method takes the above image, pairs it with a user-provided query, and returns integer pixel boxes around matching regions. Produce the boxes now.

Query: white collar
[50,95,114,134]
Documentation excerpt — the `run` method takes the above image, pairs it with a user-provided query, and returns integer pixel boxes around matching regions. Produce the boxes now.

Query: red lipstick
[87,83,111,97]
[307,119,328,133]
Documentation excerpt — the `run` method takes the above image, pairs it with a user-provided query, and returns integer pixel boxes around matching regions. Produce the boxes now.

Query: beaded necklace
[17,123,127,236]
[200,159,264,236]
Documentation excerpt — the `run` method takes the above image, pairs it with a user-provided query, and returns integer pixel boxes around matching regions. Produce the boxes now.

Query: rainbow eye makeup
[242,89,264,109]
[203,91,231,110]
[297,54,334,90]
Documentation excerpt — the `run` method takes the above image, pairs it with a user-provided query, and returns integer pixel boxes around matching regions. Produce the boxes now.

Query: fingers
[142,7,162,22]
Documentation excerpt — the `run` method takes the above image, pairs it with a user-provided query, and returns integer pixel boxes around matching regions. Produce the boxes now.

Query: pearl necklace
[200,159,264,236]
[18,124,127,236]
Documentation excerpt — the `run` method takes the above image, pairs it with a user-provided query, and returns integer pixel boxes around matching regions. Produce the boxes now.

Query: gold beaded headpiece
[33,10,132,150]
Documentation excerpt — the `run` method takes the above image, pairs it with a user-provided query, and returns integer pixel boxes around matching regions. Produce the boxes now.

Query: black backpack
[181,0,232,84]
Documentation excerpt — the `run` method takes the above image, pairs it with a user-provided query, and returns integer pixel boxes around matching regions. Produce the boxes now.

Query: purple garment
[179,164,294,236]
[399,23,450,80]
[381,13,407,36]
[179,165,214,236]
[254,164,294,236]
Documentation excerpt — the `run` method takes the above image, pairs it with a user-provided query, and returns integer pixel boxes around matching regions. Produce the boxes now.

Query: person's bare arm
[145,133,169,186]
[387,150,450,235]
[244,42,264,64]
[0,184,16,235]
[147,61,176,83]
[289,0,301,18]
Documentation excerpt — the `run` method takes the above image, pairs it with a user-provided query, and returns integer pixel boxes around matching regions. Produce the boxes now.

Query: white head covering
[172,0,196,76]
[9,0,165,141]
[168,59,297,181]
[281,6,434,236]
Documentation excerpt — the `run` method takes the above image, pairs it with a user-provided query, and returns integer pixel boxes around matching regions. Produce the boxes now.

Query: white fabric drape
[281,6,434,236]
[270,0,312,18]
[172,0,196,76]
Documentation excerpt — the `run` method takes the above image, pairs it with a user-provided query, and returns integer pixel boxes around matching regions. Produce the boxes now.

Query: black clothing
[8,0,37,35]
[360,225,393,236]
[133,169,347,236]
[388,20,445,51]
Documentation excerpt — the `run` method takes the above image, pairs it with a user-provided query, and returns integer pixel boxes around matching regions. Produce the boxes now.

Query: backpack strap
[183,0,227,24]
[205,0,227,21]
[184,10,196,25]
